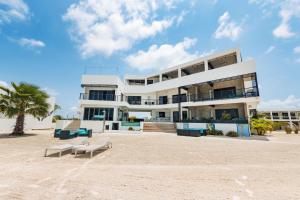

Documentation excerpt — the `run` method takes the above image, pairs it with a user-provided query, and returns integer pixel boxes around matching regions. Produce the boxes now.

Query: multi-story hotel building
[79,48,260,134]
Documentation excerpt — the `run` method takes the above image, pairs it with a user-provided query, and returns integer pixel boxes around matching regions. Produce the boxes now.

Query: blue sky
[0,0,300,116]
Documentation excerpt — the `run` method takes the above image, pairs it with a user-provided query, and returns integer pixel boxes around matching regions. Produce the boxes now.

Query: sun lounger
[74,137,112,158]
[44,144,73,157]
[45,138,89,157]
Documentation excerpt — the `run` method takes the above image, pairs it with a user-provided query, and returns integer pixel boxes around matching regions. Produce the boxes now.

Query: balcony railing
[79,87,259,105]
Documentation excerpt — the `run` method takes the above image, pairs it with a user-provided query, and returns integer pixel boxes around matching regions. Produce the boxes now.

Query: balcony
[79,86,259,106]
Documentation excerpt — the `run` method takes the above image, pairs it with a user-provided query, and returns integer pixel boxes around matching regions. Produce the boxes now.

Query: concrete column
[178,68,181,78]
[113,107,118,121]
[159,74,162,82]
[204,60,208,71]
[178,87,182,122]
[236,49,242,63]
[270,111,273,121]
[288,111,292,125]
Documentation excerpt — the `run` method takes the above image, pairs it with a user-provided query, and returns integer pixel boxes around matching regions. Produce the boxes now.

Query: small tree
[0,82,50,135]
[251,118,273,135]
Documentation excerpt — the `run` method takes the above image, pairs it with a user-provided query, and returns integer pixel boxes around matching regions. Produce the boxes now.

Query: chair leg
[90,151,93,158]
[44,149,47,157]
[59,151,62,157]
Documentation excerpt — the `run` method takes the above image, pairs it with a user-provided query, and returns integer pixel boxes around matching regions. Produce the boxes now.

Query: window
[159,112,165,118]
[127,79,145,85]
[172,94,187,103]
[214,87,236,99]
[291,112,296,119]
[159,96,168,104]
[89,90,115,101]
[83,108,114,121]
[127,96,141,105]
[215,109,239,120]
[282,112,289,119]
[147,79,154,85]
[272,113,279,119]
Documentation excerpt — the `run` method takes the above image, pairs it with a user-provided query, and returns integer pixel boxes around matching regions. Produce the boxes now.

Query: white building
[259,109,300,128]
[79,48,260,134]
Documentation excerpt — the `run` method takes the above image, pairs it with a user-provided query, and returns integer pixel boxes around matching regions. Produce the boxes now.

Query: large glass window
[172,94,187,103]
[215,109,239,120]
[214,87,236,99]
[127,96,141,105]
[89,90,115,101]
[159,96,168,104]
[83,108,114,121]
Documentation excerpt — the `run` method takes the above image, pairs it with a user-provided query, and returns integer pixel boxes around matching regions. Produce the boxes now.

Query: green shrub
[226,131,239,137]
[285,126,292,134]
[294,128,299,134]
[207,129,223,136]
[251,118,273,135]
[128,127,134,131]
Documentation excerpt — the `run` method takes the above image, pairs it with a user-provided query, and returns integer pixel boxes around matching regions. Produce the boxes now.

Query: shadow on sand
[0,133,38,139]
[206,135,270,141]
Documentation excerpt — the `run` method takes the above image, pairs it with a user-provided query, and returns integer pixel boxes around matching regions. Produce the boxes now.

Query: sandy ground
[0,131,300,200]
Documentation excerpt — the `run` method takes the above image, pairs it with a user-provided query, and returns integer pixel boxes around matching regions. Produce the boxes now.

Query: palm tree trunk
[12,114,25,135]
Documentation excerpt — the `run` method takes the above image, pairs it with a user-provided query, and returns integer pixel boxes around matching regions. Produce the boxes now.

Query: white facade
[79,48,260,132]
[259,109,300,127]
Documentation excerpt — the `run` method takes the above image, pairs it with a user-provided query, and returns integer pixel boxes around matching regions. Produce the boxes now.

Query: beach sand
[0,131,300,199]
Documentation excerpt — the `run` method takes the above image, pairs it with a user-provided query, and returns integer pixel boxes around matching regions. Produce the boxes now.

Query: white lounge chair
[44,144,73,157]
[74,137,112,158]
[44,138,89,157]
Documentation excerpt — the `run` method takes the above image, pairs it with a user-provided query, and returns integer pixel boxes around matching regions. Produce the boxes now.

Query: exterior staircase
[64,120,81,131]
[143,122,176,133]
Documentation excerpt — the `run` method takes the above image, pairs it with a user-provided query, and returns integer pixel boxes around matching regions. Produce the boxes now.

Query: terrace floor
[0,131,300,199]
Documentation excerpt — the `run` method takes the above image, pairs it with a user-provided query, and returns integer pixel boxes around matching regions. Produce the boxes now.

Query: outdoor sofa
[177,128,207,137]
[54,128,92,139]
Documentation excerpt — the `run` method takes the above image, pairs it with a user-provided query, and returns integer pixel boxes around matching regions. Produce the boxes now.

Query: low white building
[79,48,260,135]
[259,109,300,128]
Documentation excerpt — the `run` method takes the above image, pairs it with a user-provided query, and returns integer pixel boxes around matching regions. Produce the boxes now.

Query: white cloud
[18,38,45,48]
[0,80,8,87]
[294,46,300,54]
[125,37,214,71]
[265,45,275,54]
[273,9,295,38]
[0,0,29,24]
[176,10,186,26]
[63,0,182,57]
[273,0,300,39]
[70,106,78,112]
[214,12,242,41]
[42,87,59,97]
[259,95,300,109]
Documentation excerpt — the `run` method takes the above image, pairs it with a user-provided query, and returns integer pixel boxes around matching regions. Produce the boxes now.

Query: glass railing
[79,87,259,105]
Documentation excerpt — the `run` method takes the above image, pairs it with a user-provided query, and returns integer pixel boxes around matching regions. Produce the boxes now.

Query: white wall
[80,120,104,133]
[176,122,239,135]
[0,97,55,133]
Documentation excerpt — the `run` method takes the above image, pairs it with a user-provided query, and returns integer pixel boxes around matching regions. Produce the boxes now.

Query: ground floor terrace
[0,130,300,199]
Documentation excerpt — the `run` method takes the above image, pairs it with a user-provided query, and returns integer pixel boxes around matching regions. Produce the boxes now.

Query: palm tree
[0,82,50,135]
